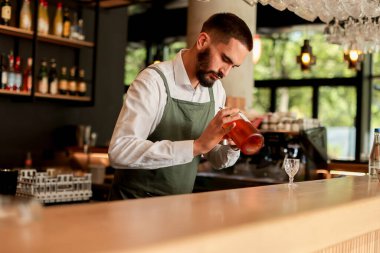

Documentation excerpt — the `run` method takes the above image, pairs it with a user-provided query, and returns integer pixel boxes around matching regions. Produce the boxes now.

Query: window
[319,86,357,160]
[125,39,186,86]
[276,87,313,118]
[254,26,359,161]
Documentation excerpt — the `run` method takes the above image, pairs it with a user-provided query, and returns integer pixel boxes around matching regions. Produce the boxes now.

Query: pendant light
[343,49,363,70]
[296,39,316,71]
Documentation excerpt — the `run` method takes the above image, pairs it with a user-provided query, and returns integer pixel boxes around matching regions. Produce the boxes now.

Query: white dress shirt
[108,50,240,170]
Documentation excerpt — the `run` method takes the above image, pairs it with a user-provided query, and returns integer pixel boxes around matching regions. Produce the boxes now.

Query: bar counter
[2,176,380,253]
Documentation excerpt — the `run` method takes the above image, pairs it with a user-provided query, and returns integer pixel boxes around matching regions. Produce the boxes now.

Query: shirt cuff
[173,140,194,164]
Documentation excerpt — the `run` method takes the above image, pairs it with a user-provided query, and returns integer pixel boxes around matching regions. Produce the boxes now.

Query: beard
[196,47,224,88]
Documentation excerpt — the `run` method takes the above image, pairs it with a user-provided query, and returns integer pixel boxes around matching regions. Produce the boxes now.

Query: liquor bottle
[1,0,11,26]
[58,66,68,94]
[48,59,58,95]
[37,59,48,94]
[22,57,32,92]
[43,0,49,34]
[53,2,63,36]
[19,0,32,31]
[369,128,380,178]
[14,56,22,91]
[62,7,71,38]
[77,18,84,40]
[7,53,15,91]
[1,53,8,89]
[70,12,78,40]
[77,68,86,96]
[37,0,45,34]
[25,151,33,168]
[68,66,77,95]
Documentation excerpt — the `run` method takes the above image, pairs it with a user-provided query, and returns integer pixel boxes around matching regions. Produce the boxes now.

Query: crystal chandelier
[251,0,380,53]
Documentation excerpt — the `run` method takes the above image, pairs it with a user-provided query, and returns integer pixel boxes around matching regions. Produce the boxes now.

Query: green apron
[110,66,215,199]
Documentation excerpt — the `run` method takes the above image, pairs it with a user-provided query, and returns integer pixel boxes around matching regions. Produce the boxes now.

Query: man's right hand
[193,107,240,156]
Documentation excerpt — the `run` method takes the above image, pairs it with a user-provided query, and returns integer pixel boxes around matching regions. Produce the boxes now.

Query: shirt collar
[173,49,194,90]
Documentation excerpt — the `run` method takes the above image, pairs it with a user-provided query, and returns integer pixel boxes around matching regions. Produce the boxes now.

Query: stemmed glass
[283,158,300,187]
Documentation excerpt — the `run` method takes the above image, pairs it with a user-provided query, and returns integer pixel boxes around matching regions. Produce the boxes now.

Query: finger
[219,107,239,117]
[222,112,240,125]
[223,122,236,133]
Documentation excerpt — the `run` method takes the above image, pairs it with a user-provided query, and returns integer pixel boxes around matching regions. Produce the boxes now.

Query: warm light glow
[349,50,359,61]
[252,34,262,64]
[343,49,363,70]
[329,170,366,176]
[301,53,311,64]
[296,39,316,71]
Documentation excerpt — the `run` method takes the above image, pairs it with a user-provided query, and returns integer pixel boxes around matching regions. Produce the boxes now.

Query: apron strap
[148,66,171,97]
[148,66,214,102]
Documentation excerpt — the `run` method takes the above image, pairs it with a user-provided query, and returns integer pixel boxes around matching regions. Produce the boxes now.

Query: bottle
[223,110,264,155]
[37,59,48,94]
[369,128,380,178]
[25,151,33,168]
[7,53,14,91]
[43,0,49,34]
[62,7,71,38]
[58,66,68,94]
[37,0,46,34]
[1,53,8,89]
[77,68,86,96]
[19,0,32,31]
[48,59,58,95]
[53,2,63,36]
[68,66,77,95]
[77,18,84,40]
[70,12,78,40]
[22,57,32,92]
[1,0,11,26]
[14,56,22,91]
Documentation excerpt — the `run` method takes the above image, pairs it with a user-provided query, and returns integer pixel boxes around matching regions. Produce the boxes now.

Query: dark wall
[0,7,127,167]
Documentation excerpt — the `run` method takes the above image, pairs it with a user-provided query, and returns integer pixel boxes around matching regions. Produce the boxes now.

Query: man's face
[196,37,249,88]
[196,47,221,88]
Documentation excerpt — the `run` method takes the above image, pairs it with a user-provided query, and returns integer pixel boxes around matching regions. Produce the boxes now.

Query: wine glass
[283,158,300,187]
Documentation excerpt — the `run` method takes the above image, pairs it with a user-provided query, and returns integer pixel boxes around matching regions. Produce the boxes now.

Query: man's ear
[197,32,210,50]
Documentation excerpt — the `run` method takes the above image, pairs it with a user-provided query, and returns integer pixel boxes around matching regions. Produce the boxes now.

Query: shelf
[0,25,94,48]
[0,89,31,96]
[35,93,91,102]
[0,25,33,39]
[37,34,94,48]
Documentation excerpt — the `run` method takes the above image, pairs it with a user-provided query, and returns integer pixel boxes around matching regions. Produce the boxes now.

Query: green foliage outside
[125,44,146,85]
[276,87,313,118]
[253,29,357,128]
[371,78,380,131]
[125,41,186,86]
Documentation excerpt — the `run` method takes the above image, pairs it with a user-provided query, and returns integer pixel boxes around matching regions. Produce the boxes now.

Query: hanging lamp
[296,39,316,71]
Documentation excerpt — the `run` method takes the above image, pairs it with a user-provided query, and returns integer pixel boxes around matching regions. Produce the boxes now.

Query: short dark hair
[201,13,253,51]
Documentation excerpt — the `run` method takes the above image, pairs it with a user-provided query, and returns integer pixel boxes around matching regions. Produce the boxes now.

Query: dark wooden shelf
[0,89,31,96]
[35,92,91,102]
[0,25,94,48]
[0,25,33,39]
[37,33,94,48]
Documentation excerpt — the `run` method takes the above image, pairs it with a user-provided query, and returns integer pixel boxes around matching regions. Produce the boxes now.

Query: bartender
[108,12,253,199]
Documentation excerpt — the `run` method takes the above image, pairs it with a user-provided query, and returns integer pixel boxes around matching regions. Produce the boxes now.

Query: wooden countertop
[2,176,380,253]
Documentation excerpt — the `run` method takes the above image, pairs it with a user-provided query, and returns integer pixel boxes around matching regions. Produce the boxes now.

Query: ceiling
[126,1,321,42]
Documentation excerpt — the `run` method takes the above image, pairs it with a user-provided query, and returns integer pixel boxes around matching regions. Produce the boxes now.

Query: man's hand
[193,107,240,156]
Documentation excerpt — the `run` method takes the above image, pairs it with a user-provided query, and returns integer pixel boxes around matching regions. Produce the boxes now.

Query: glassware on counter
[283,158,300,187]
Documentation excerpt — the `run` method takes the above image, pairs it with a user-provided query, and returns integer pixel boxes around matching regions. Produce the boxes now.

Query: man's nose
[220,64,233,77]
